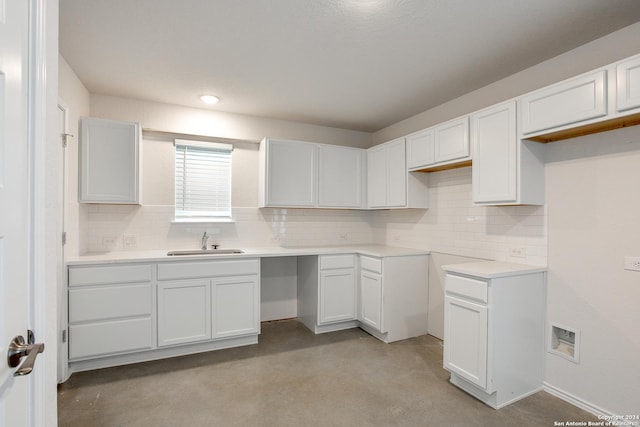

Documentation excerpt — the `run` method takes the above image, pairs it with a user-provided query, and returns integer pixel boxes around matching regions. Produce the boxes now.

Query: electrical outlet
[339,233,348,241]
[101,236,118,249]
[509,247,526,258]
[123,234,137,247]
[624,256,640,272]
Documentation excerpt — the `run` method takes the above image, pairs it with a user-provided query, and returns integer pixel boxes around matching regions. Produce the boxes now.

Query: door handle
[7,334,45,376]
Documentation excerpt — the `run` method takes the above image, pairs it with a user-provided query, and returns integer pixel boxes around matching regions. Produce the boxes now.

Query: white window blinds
[174,139,232,220]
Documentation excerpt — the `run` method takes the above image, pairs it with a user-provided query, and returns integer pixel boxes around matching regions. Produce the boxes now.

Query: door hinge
[62,231,67,245]
[61,133,73,148]
[61,330,67,343]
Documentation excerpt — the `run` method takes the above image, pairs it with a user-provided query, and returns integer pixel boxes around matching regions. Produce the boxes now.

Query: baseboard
[543,382,613,418]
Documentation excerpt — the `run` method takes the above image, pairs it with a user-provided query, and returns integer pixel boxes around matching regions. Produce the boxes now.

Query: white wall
[58,55,90,257]
[90,94,372,148]
[544,125,640,415]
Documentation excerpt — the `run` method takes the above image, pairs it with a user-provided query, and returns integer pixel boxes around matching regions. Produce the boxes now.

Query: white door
[443,294,488,390]
[367,145,387,208]
[385,138,407,207]
[1,0,51,425]
[359,271,383,331]
[266,139,317,207]
[211,275,260,339]
[319,269,356,324]
[317,145,363,208]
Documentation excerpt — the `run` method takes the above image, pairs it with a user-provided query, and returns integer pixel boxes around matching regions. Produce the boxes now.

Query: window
[174,139,232,221]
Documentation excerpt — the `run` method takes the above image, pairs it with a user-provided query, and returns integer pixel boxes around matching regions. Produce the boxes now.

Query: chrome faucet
[201,232,209,250]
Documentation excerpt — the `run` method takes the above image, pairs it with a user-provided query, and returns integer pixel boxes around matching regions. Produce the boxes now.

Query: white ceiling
[59,0,640,132]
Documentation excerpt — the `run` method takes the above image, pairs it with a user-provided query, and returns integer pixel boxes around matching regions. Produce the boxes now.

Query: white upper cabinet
[368,138,407,209]
[406,128,434,170]
[472,101,544,206]
[386,139,408,207]
[367,144,388,208]
[520,70,607,136]
[318,145,365,208]
[434,116,470,163]
[472,101,517,204]
[259,138,366,209]
[617,55,640,112]
[79,117,140,204]
[259,138,317,207]
[406,117,470,171]
[368,138,429,209]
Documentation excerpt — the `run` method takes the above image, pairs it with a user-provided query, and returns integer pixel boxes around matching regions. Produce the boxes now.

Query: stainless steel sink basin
[167,249,244,256]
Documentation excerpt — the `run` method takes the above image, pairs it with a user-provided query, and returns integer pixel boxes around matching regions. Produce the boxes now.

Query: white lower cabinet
[68,263,153,361]
[299,253,428,342]
[157,259,261,346]
[359,269,383,332]
[298,254,358,334]
[358,254,429,343]
[443,263,546,409]
[68,259,260,371]
[157,280,211,346]
[211,275,260,339]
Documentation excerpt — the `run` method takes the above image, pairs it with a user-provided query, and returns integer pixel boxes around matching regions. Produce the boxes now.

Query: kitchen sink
[167,249,244,256]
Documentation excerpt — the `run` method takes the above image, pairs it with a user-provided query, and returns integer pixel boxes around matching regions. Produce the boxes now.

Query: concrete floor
[58,319,597,426]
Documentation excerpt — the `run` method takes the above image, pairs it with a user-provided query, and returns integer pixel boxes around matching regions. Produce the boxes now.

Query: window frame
[173,139,233,223]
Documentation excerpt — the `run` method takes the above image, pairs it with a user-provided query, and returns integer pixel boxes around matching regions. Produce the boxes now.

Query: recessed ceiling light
[200,95,220,105]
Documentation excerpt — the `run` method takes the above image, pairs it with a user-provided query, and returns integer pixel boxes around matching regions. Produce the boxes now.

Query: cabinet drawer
[69,317,153,360]
[69,264,152,287]
[360,256,382,274]
[521,70,607,135]
[69,284,152,323]
[157,259,259,281]
[445,274,488,303]
[320,254,356,270]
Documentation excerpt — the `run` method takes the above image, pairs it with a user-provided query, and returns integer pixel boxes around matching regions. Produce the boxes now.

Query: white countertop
[441,261,547,279]
[66,245,430,266]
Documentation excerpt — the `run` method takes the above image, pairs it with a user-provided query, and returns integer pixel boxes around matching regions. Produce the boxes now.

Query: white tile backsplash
[77,166,547,265]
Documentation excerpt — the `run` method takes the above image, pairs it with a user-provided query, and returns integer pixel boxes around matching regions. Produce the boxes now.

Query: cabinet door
[211,275,260,339]
[359,271,384,332]
[617,55,640,112]
[471,101,517,203]
[367,145,387,208]
[406,128,434,170]
[443,294,488,390]
[434,117,469,163]
[385,138,407,207]
[318,145,364,208]
[79,117,140,203]
[520,70,607,135]
[319,268,356,324]
[266,139,317,207]
[157,280,211,346]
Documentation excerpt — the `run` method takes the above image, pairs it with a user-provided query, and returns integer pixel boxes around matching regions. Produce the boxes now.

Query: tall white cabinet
[443,262,546,409]
[471,101,544,205]
[79,117,141,204]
